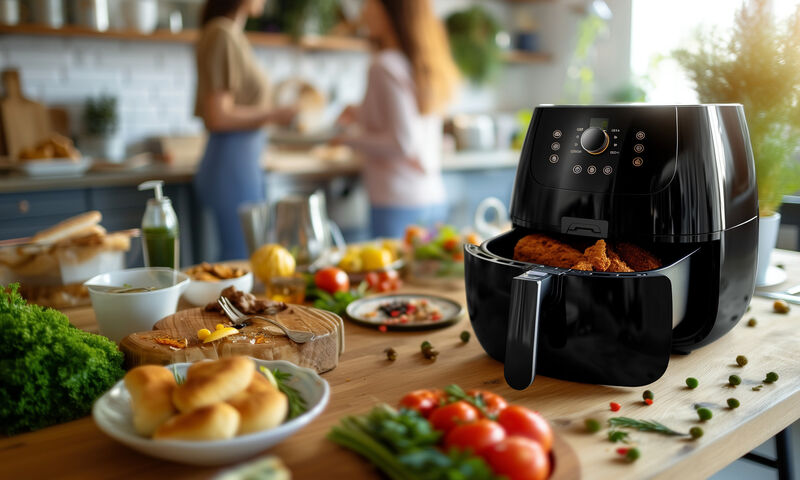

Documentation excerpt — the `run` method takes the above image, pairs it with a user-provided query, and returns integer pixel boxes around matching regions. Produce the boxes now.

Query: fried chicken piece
[513,234,585,268]
[571,260,594,271]
[205,286,287,315]
[582,240,612,271]
[615,242,661,271]
[607,249,634,273]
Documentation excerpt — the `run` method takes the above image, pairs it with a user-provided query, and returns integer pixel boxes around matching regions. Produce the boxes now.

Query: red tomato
[484,437,550,480]
[497,406,553,453]
[405,225,427,245]
[365,272,381,290]
[467,389,508,417]
[444,419,506,455]
[314,267,350,294]
[399,390,441,418]
[429,401,479,434]
[442,237,460,252]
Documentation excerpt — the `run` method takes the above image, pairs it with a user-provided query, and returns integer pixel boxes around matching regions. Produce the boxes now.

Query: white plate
[756,265,788,287]
[92,359,330,466]
[346,293,464,330]
[17,157,91,177]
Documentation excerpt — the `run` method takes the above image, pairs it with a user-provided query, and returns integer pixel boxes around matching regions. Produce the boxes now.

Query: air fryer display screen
[530,106,678,194]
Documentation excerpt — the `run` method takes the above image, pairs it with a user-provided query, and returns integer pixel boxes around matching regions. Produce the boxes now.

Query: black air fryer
[465,105,758,390]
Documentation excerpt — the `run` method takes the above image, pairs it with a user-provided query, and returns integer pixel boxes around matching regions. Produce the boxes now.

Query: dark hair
[201,0,245,26]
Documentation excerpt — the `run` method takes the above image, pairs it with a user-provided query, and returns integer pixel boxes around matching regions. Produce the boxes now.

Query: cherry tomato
[365,272,381,290]
[442,237,460,252]
[399,390,441,418]
[467,389,508,417]
[378,270,399,282]
[405,225,427,245]
[484,437,550,480]
[444,419,506,455]
[429,401,479,434]
[497,406,553,453]
[314,267,350,294]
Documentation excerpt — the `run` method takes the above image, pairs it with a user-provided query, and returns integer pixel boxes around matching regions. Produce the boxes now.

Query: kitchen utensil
[465,105,758,390]
[182,270,253,306]
[0,0,20,25]
[93,359,330,466]
[345,294,464,331]
[753,290,800,305]
[272,190,337,267]
[33,0,64,27]
[123,0,157,33]
[84,267,190,343]
[218,296,316,343]
[1,70,51,162]
[452,114,495,151]
[120,304,345,371]
[74,0,109,31]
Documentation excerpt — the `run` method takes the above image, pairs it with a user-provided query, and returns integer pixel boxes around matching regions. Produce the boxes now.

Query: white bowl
[84,267,190,343]
[92,359,330,466]
[182,270,254,306]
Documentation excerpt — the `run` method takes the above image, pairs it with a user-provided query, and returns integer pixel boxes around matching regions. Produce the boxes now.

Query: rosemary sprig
[608,417,686,436]
[608,430,630,443]
[261,366,308,419]
[444,384,494,419]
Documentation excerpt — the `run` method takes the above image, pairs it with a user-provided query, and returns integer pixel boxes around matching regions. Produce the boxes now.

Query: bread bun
[31,211,102,246]
[172,357,254,413]
[227,371,288,435]
[124,365,177,436]
[153,403,240,441]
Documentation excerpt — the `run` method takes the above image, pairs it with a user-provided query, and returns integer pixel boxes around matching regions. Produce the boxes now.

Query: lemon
[250,244,296,282]
[361,245,393,271]
[338,251,363,272]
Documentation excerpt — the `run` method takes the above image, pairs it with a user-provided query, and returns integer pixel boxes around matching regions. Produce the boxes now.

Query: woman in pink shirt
[337,0,459,238]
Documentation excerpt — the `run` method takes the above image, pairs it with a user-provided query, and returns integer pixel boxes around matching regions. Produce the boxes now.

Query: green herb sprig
[444,384,494,420]
[608,417,686,436]
[261,366,308,419]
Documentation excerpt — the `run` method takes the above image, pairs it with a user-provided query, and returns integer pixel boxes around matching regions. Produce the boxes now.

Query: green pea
[697,407,713,421]
[686,377,699,389]
[459,331,471,343]
[689,426,704,439]
[642,390,654,401]
[728,375,741,386]
[727,398,740,409]
[747,318,757,327]
[420,341,432,351]
[764,372,779,383]
[585,418,601,433]
[736,355,748,367]
[626,448,641,462]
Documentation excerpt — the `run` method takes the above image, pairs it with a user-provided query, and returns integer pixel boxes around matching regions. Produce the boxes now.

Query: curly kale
[0,284,125,435]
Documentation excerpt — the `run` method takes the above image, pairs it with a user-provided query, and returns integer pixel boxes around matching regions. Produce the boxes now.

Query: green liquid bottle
[138,180,179,269]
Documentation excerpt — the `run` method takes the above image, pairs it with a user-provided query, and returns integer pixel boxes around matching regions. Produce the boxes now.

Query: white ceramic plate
[346,294,464,331]
[92,359,330,466]
[16,157,91,177]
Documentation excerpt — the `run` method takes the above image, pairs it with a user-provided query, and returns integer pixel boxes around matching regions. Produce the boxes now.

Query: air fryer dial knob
[580,127,610,155]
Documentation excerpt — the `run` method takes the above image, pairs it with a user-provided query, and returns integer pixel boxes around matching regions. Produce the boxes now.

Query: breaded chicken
[583,240,612,271]
[570,260,594,271]
[513,234,585,268]
[607,249,634,272]
[615,242,661,271]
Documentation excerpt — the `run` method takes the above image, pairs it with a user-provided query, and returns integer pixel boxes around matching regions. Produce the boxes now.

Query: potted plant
[82,95,124,163]
[445,6,503,84]
[674,0,800,285]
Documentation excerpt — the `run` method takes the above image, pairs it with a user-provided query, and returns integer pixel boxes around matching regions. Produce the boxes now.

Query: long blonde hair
[378,0,459,114]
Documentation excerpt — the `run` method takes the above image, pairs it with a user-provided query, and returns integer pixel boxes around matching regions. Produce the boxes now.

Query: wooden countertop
[2,251,799,479]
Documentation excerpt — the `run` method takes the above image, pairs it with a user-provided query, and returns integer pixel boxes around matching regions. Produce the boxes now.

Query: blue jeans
[370,204,448,239]
[195,130,266,260]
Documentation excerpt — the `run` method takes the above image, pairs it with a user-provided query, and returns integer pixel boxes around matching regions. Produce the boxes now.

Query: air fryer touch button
[587,165,597,174]
[553,130,562,138]
[572,165,582,174]
[549,154,559,164]
[634,143,645,153]
[635,131,646,140]
[633,157,644,167]
[602,166,613,175]
[551,142,561,151]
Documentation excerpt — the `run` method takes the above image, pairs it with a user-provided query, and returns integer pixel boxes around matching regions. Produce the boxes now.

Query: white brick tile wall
[0,34,370,151]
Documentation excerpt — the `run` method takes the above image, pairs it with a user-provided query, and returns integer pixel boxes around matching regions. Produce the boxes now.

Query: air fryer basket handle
[505,269,552,390]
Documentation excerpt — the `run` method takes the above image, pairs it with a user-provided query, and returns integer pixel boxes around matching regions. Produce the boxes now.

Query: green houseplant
[674,0,800,284]
[445,6,502,84]
[82,95,124,162]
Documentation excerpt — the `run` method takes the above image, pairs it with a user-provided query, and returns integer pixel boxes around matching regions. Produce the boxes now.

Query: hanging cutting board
[1,70,51,162]
[119,304,345,373]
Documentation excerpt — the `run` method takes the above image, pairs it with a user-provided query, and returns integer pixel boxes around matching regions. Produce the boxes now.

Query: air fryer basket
[464,228,699,389]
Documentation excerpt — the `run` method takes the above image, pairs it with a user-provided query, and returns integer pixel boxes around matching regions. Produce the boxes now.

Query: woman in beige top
[194,0,294,260]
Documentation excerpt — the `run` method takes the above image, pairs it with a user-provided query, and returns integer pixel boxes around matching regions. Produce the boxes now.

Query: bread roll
[124,365,177,436]
[172,357,254,413]
[153,403,240,441]
[227,371,288,435]
[31,211,102,246]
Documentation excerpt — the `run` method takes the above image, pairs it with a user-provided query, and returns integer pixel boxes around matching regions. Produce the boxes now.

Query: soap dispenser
[138,180,179,269]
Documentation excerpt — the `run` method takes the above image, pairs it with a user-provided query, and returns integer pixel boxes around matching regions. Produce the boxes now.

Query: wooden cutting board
[119,304,345,373]
[1,70,51,161]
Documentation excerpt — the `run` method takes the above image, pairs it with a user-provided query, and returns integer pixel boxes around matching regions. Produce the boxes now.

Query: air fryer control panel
[530,106,678,194]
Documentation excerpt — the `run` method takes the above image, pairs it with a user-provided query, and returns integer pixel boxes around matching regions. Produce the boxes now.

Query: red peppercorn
[644,398,653,405]
[610,402,621,412]
[616,447,630,455]
[378,325,387,332]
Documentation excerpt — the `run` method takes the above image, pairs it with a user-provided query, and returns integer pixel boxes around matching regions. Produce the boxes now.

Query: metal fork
[217,297,316,343]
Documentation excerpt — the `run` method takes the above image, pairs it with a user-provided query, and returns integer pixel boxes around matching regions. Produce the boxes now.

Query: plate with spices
[345,294,465,330]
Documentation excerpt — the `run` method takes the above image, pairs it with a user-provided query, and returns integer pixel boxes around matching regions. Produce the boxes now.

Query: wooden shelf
[0,24,369,52]
[503,50,552,64]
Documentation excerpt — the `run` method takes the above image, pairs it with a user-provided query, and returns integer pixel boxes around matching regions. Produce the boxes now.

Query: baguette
[31,211,102,246]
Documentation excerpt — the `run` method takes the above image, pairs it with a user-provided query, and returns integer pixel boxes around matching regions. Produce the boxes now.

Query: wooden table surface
[2,251,800,480]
